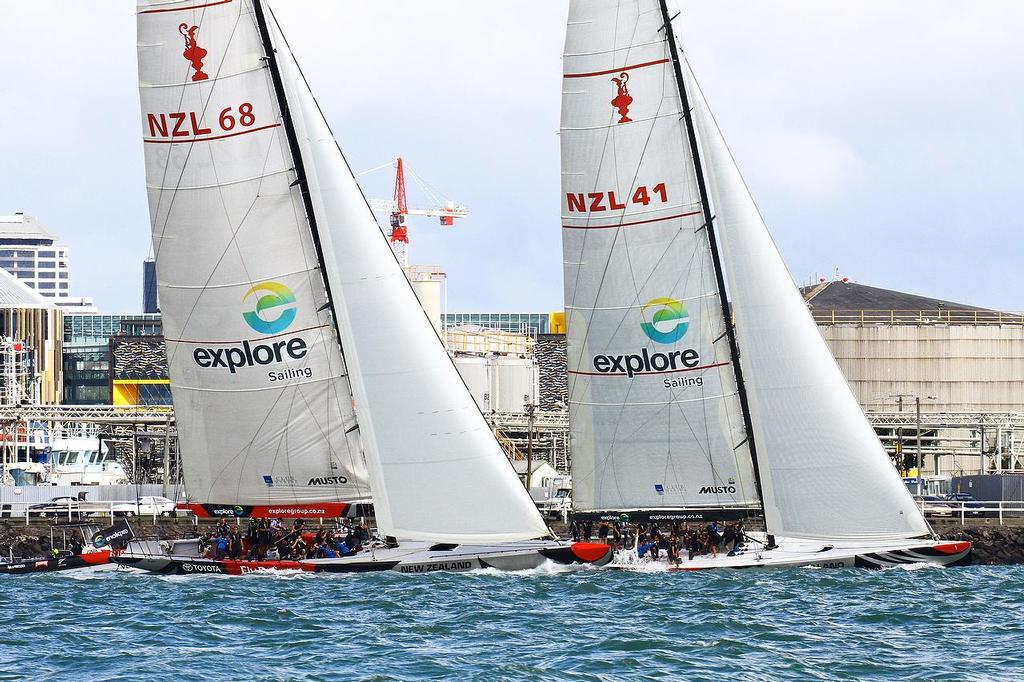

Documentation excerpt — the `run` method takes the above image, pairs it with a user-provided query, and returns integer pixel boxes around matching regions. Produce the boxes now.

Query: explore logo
[589,295,701,378]
[242,282,297,335]
[640,297,689,344]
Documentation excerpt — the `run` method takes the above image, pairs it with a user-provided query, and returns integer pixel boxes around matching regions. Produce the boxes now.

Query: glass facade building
[443,313,551,335]
[0,214,71,299]
[63,314,165,404]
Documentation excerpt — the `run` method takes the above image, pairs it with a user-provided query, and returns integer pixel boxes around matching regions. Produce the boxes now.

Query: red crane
[367,157,467,267]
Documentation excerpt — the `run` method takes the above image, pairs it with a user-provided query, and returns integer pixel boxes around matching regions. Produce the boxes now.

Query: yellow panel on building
[548,311,566,335]
[112,379,170,406]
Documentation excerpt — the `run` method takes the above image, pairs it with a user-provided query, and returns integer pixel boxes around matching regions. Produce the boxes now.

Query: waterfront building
[443,312,555,335]
[143,258,159,313]
[0,214,97,313]
[0,268,62,404]
[62,314,163,404]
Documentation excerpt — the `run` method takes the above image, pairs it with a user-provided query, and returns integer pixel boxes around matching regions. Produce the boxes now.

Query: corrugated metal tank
[453,355,491,412]
[452,354,539,413]
[491,355,538,413]
[819,324,1024,412]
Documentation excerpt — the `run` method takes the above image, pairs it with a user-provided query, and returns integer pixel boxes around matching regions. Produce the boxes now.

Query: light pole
[915,396,938,496]
[525,402,535,490]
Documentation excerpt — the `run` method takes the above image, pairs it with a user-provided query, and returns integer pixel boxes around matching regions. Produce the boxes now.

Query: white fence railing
[0,500,192,525]
[918,499,1024,525]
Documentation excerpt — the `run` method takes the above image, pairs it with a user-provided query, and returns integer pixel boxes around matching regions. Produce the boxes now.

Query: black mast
[251,0,343,341]
[657,0,773,542]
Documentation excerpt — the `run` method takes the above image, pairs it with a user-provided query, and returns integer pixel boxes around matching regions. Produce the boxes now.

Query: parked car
[921,495,956,517]
[945,492,985,517]
[28,496,85,519]
[108,496,178,517]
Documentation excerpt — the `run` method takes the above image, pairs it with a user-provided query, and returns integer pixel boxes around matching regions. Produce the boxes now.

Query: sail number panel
[144,102,277,143]
[565,183,669,213]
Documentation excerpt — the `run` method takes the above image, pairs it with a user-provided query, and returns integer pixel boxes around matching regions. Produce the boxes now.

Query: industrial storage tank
[453,354,491,413]
[490,355,538,413]
[451,353,539,414]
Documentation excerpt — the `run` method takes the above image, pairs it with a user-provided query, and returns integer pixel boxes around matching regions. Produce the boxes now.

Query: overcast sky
[1,2,1021,313]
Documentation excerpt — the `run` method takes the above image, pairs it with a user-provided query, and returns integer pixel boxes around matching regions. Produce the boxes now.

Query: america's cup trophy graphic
[179,23,209,82]
[611,72,633,124]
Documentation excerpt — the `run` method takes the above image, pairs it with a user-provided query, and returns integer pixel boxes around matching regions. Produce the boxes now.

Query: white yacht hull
[608,535,972,571]
[114,539,613,575]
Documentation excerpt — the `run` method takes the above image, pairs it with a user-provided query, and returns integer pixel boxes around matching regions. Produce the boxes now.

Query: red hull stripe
[80,551,112,566]
[570,542,612,563]
[563,210,702,230]
[934,541,972,555]
[144,123,281,144]
[570,360,730,378]
[563,58,671,79]
[139,0,233,14]
[180,502,350,519]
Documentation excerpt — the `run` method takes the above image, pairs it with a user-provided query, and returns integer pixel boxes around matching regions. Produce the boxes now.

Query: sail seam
[563,39,665,58]
[147,168,290,191]
[140,64,264,88]
[138,0,233,14]
[165,323,329,344]
[161,266,321,289]
[572,391,738,407]
[563,58,670,79]
[170,376,348,393]
[560,110,683,131]
[562,210,700,230]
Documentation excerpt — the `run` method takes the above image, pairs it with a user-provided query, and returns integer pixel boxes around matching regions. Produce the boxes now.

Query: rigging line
[205,363,294,500]
[293,380,370,502]
[151,3,244,266]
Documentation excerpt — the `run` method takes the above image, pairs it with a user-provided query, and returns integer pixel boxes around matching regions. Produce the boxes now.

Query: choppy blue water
[0,564,1019,681]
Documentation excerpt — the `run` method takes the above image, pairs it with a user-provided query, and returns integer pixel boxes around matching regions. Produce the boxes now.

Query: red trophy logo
[611,72,633,124]
[179,23,209,82]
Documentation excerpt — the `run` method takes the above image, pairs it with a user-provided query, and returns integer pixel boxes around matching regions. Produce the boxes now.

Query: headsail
[264,7,550,544]
[561,0,760,517]
[136,0,369,512]
[684,61,931,541]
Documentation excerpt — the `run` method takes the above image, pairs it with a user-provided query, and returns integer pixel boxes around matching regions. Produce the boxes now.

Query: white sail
[266,10,550,543]
[136,0,369,509]
[561,0,759,514]
[685,62,931,540]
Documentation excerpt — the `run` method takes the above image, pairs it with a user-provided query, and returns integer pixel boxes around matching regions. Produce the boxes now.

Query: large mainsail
[262,7,550,544]
[136,0,369,511]
[561,0,760,517]
[685,63,931,541]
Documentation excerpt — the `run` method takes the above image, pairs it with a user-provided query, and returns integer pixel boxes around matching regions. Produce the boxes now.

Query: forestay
[561,0,759,514]
[685,62,931,540]
[266,10,550,543]
[136,0,369,509]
